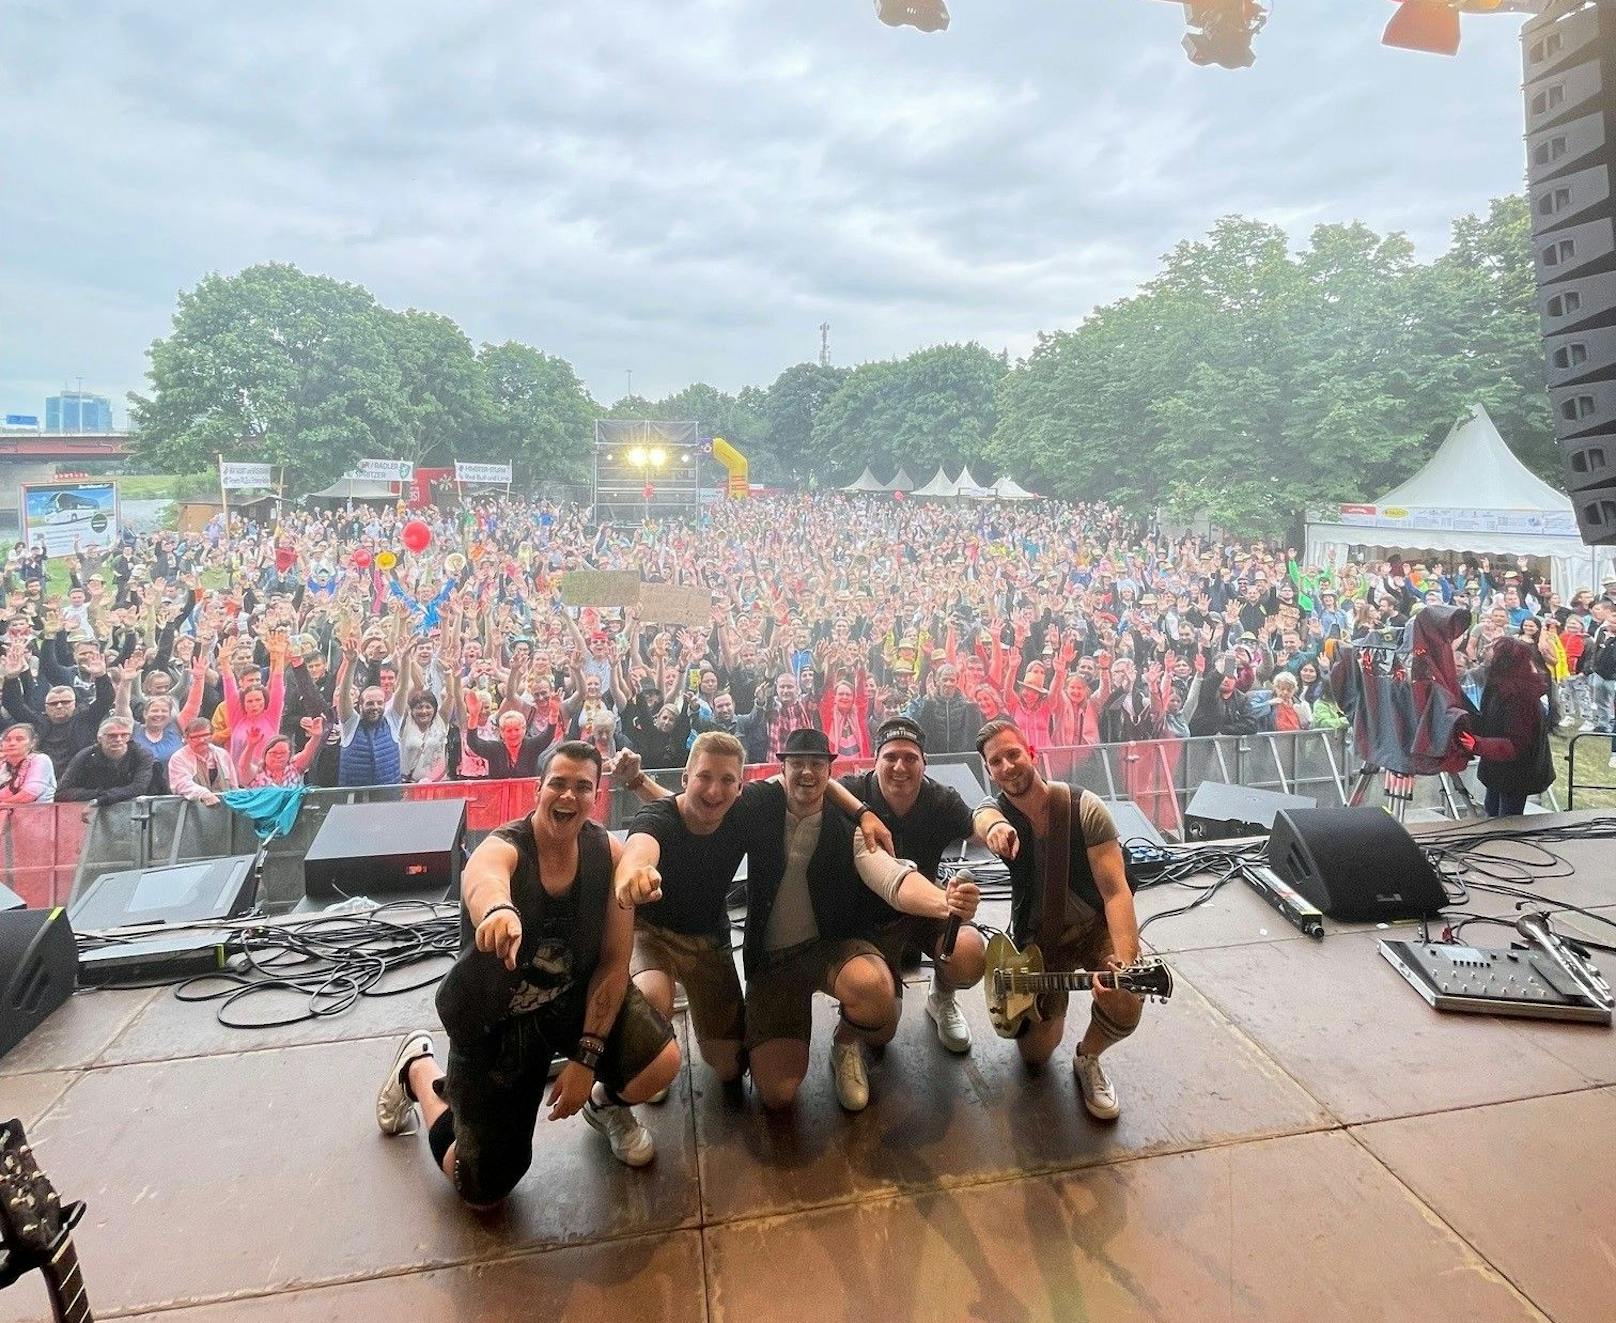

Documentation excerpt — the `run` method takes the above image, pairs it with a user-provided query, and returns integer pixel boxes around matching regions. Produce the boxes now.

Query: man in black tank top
[374,741,680,1207]
[977,720,1145,1125]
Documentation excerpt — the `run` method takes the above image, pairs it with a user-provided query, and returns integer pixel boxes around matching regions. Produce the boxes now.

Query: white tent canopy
[956,465,995,499]
[305,477,398,503]
[1304,404,1615,598]
[992,475,1038,501]
[911,467,961,499]
[840,467,888,493]
[886,466,917,493]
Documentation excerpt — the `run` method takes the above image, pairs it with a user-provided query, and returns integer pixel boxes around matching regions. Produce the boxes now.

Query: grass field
[1555,730,1616,811]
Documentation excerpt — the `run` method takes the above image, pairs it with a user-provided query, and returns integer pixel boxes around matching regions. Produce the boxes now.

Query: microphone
[939,868,973,961]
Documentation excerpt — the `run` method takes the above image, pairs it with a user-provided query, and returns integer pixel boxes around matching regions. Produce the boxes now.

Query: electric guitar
[0,1119,92,1323]
[983,932,1175,1039]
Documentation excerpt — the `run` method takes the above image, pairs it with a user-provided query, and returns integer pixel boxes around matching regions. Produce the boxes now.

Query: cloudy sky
[2,1,1530,425]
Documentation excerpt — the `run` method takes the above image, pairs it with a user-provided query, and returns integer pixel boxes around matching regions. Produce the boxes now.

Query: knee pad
[428,1109,457,1167]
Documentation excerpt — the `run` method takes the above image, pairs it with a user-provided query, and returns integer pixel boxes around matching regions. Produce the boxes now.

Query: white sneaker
[926,983,972,1054]
[1608,754,1616,769]
[1073,1052,1120,1121]
[377,1032,434,1136]
[583,1087,655,1167]
[830,1039,869,1112]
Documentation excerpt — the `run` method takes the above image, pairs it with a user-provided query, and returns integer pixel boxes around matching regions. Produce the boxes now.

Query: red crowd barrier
[0,804,92,909]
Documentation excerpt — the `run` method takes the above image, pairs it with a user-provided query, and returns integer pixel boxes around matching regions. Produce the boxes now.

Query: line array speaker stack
[1525,0,1616,542]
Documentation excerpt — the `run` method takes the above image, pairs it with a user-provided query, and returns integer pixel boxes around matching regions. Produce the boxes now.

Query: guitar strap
[1039,781,1072,951]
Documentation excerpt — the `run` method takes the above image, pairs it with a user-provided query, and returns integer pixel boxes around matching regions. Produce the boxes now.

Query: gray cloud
[1,0,1532,422]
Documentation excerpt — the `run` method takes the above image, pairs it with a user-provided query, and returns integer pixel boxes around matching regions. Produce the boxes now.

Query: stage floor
[4,810,1614,1322]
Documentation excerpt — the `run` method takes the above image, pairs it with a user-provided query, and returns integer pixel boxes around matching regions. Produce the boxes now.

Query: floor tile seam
[1341,1077,1616,1131]
[78,1026,442,1073]
[88,1221,706,1319]
[1338,1127,1559,1323]
[693,1114,1346,1234]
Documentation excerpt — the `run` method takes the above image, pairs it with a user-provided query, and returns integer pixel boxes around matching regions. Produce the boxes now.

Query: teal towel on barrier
[221,786,307,840]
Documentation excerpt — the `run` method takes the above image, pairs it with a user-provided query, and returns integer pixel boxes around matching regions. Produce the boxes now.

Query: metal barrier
[1565,729,1616,810]
[6,727,1360,915]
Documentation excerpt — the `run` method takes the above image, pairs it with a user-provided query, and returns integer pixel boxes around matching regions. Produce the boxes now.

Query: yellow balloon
[377,550,397,570]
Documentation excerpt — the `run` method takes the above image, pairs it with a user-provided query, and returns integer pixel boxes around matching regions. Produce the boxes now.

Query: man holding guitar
[975,719,1147,1120]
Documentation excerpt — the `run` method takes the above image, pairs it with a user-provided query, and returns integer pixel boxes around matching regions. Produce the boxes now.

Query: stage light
[1382,2,1462,55]
[649,446,667,467]
[628,446,647,467]
[1177,0,1266,69]
[681,451,692,463]
[875,0,949,31]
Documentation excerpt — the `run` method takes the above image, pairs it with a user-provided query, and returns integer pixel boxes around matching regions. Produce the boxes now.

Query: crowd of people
[2,490,1614,811]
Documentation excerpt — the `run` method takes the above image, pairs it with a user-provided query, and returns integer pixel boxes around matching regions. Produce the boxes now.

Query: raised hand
[616,862,663,910]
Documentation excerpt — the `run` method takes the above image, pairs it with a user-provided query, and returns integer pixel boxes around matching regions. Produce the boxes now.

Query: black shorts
[439,968,674,1204]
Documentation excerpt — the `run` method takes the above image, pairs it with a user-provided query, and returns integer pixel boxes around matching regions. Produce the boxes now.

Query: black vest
[740,780,897,975]
[439,816,612,1041]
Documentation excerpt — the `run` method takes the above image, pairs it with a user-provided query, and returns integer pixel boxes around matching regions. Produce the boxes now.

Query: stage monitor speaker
[1267,807,1446,922]
[1525,1,1616,545]
[0,908,77,1061]
[1185,782,1316,841]
[302,798,466,902]
[1105,799,1167,849]
[0,883,24,913]
[68,855,258,933]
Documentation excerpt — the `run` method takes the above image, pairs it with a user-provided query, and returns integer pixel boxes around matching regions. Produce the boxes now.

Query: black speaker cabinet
[1185,782,1316,841]
[302,798,466,901]
[0,909,78,1061]
[1267,808,1446,922]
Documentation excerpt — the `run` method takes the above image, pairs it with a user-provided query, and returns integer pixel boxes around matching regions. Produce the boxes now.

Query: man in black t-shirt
[836,718,1017,1054]
[976,719,1146,1123]
[611,731,760,1087]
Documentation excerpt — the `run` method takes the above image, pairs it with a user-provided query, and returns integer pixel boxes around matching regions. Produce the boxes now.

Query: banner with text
[455,461,512,485]
[353,458,414,482]
[220,461,274,490]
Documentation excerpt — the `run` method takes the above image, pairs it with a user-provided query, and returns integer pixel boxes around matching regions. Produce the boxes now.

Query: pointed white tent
[886,466,917,493]
[840,467,888,493]
[911,467,962,499]
[956,465,995,499]
[1304,404,1615,597]
[992,475,1038,501]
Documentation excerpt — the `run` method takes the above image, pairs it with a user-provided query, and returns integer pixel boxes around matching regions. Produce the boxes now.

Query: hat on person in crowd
[897,636,917,653]
[892,659,915,676]
[1238,631,1258,643]
[874,717,925,758]
[782,727,834,760]
[1140,593,1157,606]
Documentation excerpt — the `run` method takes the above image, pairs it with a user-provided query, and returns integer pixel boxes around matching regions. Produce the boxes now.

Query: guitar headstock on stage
[0,1119,92,1322]
[1107,960,1174,1001]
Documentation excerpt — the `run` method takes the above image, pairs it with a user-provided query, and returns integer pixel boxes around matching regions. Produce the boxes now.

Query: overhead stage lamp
[649,446,667,467]
[1381,0,1543,57]
[874,0,950,32]
[628,445,648,467]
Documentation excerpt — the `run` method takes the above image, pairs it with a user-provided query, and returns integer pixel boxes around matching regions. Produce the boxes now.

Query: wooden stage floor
[3,811,1613,1322]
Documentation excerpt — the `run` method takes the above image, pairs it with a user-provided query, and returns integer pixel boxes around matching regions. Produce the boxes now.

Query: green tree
[383,309,492,468]
[476,342,599,483]
[759,362,848,481]
[811,343,1005,481]
[129,263,407,488]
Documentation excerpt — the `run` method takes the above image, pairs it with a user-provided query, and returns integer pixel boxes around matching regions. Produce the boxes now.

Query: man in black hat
[836,717,1014,1054]
[729,728,979,1113]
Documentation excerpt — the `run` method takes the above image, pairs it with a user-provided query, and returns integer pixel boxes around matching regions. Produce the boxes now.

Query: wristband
[855,802,879,822]
[572,1043,602,1072]
[478,902,521,927]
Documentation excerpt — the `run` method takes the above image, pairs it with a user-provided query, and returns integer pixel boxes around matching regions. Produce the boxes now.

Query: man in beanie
[836,717,1017,1053]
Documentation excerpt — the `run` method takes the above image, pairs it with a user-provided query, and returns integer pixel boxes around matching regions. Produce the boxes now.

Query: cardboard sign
[559,570,642,608]
[638,583,713,626]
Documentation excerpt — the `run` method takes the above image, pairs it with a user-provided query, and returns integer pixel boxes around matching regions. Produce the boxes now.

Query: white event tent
[840,467,889,493]
[911,467,962,499]
[991,475,1038,501]
[956,465,995,499]
[886,467,917,493]
[1303,404,1615,598]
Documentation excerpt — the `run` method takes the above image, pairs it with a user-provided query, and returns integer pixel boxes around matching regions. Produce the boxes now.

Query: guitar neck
[44,1239,92,1323]
[1002,971,1101,994]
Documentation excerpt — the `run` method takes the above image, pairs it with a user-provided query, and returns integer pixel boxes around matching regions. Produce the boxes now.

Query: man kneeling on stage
[976,720,1145,1120]
[375,741,681,1205]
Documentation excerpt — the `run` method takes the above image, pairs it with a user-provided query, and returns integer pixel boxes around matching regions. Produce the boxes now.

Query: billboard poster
[21,480,121,557]
[455,461,513,485]
[353,458,414,482]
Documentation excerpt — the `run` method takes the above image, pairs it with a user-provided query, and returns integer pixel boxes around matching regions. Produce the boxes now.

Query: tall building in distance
[46,390,114,432]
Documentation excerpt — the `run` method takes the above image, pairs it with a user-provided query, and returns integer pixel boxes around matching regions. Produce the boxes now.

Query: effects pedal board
[1378,939,1613,1025]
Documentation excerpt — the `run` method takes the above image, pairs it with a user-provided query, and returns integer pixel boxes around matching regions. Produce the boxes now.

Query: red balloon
[402,520,432,553]
[353,548,373,569]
